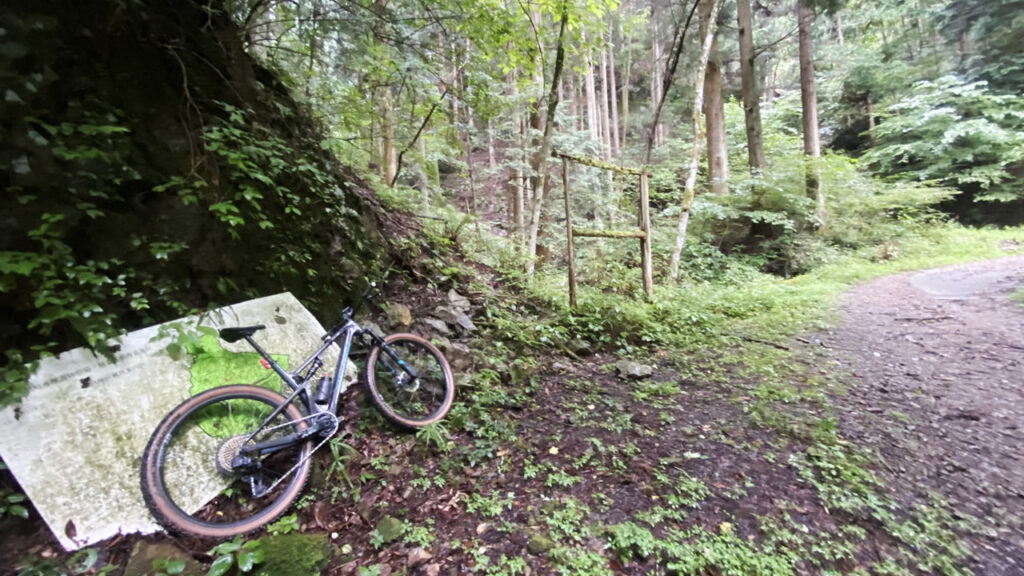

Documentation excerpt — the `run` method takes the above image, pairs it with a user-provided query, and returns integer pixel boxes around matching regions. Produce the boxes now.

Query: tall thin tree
[526,3,570,276]
[737,0,766,172]
[669,0,721,282]
[798,0,825,227]
[703,34,728,194]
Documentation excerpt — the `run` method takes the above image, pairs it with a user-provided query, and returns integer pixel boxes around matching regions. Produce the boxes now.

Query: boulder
[362,320,385,337]
[568,338,594,357]
[447,289,471,312]
[375,516,405,544]
[421,317,452,337]
[123,541,202,576]
[434,306,476,334]
[614,360,654,379]
[527,533,555,555]
[447,342,473,372]
[387,303,413,328]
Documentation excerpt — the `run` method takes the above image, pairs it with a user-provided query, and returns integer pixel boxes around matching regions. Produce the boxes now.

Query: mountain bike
[140,284,455,538]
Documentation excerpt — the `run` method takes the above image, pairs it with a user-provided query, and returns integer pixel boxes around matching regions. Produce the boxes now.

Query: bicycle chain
[245,411,339,498]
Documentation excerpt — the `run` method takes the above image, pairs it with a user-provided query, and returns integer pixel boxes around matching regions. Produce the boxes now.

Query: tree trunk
[765,55,781,108]
[525,3,570,276]
[379,85,398,186]
[737,0,766,172]
[798,1,824,228]
[583,40,600,142]
[608,24,621,158]
[703,35,728,195]
[866,95,876,147]
[305,0,320,99]
[567,70,579,130]
[650,9,664,146]
[487,119,496,170]
[669,0,721,283]
[622,25,632,147]
[599,46,612,160]
[417,136,430,204]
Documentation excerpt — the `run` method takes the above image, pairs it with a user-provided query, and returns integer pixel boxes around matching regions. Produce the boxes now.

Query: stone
[407,547,432,567]
[362,320,385,338]
[447,289,471,312]
[421,317,452,337]
[447,342,473,373]
[431,335,452,352]
[614,359,654,379]
[387,303,413,328]
[568,338,594,357]
[527,533,555,555]
[375,515,405,544]
[254,533,330,576]
[123,541,202,576]
[0,293,354,550]
[453,311,477,334]
[433,306,476,334]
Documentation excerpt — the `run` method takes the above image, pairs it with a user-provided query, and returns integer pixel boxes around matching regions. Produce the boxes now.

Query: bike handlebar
[339,281,379,322]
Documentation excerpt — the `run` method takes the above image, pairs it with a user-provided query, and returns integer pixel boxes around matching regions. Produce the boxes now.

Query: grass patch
[513,224,1024,355]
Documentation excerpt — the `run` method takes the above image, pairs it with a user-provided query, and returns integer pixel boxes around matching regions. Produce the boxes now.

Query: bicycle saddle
[219,325,266,343]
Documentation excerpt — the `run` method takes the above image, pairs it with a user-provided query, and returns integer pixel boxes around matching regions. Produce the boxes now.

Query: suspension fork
[379,340,419,380]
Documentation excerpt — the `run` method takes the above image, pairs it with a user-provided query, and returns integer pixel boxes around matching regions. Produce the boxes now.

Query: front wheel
[364,333,455,429]
[140,385,312,539]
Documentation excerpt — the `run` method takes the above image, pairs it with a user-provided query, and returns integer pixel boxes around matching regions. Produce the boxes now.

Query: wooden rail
[561,154,652,306]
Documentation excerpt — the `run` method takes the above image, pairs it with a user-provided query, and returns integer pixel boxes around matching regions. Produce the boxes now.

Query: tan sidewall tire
[365,333,455,429]
[140,385,312,539]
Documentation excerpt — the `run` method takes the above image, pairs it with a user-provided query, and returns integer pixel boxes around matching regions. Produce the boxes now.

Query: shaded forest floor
[4,254,1022,575]
[4,253,1019,569]
[2,150,1024,574]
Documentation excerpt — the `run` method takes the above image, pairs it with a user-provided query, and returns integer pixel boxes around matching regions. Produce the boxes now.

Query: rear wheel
[364,333,455,429]
[140,385,312,538]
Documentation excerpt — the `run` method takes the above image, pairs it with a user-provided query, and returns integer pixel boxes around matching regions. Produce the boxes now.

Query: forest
[1,0,1023,574]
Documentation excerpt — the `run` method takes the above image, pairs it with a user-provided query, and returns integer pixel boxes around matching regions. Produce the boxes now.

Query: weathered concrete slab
[0,293,356,550]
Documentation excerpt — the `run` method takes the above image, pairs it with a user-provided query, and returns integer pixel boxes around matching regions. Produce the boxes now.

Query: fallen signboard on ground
[0,293,355,550]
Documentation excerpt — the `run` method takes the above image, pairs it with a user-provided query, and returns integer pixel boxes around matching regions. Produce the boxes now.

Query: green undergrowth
[448,223,1022,575]
[505,224,1024,354]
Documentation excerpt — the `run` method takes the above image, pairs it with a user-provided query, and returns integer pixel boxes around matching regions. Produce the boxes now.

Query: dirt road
[825,256,1024,575]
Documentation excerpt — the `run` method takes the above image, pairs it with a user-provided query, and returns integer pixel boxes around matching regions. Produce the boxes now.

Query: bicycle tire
[140,385,312,538]
[364,333,455,429]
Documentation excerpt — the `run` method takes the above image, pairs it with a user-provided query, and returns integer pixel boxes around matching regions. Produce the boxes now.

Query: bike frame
[231,309,417,459]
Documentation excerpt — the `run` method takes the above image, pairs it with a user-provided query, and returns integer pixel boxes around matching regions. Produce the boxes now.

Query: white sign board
[0,293,355,550]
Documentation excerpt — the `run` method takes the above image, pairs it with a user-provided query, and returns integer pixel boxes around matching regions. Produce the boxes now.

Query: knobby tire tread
[140,385,312,539]
[364,333,455,429]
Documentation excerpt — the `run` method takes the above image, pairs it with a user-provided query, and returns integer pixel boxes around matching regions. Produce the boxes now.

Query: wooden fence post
[563,157,577,307]
[556,150,651,305]
[640,171,653,300]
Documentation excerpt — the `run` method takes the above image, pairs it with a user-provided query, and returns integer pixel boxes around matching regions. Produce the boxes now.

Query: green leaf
[165,343,183,361]
[236,548,264,572]
[166,558,186,574]
[209,536,244,555]
[206,555,234,576]
[0,252,45,276]
[66,547,98,575]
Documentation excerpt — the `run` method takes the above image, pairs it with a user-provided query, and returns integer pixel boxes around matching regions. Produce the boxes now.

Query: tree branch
[644,0,700,165]
[390,86,451,187]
